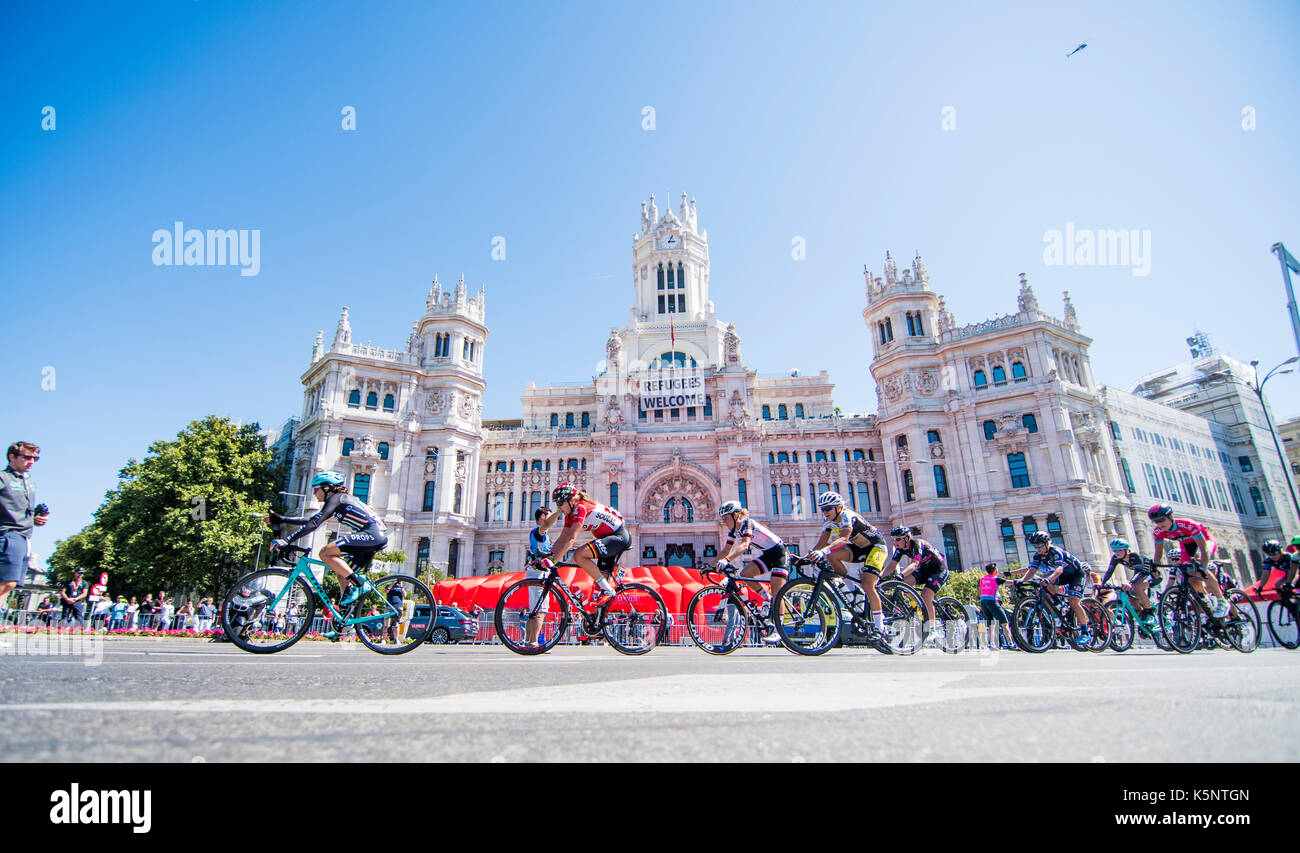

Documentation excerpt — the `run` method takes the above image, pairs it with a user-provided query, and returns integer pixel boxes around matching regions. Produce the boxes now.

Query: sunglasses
[15,454,38,461]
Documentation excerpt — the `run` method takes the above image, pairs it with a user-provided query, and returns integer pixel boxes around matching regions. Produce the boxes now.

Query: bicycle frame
[266,551,397,629]
[699,566,771,637]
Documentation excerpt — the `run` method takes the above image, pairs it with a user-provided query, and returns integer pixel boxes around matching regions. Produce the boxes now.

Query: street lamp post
[1250,357,1300,523]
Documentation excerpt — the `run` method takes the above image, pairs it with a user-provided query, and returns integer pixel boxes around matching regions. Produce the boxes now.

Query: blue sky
[3,0,1299,555]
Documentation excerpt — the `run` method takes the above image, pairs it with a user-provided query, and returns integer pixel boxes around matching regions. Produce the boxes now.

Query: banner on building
[640,369,704,410]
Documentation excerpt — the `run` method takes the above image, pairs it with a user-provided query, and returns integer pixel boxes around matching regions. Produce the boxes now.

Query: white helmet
[718,501,742,517]
[816,491,844,510]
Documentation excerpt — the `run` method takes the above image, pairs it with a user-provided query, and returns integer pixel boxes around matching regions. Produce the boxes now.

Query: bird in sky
[1066,43,1088,58]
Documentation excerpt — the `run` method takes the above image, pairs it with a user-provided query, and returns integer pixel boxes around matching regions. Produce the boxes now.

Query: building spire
[333,307,351,348]
[912,251,928,283]
[1062,291,1079,330]
[1017,273,1039,314]
[455,274,466,303]
[648,193,658,224]
[312,330,324,362]
[884,251,899,284]
[427,274,441,309]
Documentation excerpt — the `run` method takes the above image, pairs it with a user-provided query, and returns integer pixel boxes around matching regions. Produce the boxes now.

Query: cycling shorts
[745,545,789,579]
[586,524,632,573]
[335,531,387,566]
[836,541,888,575]
[914,564,949,594]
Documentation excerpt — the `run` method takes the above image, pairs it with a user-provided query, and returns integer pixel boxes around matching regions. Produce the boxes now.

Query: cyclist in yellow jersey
[808,491,890,635]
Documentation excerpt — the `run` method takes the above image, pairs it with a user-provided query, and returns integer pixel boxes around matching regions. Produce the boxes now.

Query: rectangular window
[1229,483,1246,514]
[1198,476,1214,510]
[1120,459,1136,494]
[1180,472,1198,506]
[492,492,505,522]
[1250,486,1268,517]
[1161,468,1180,502]
[737,479,747,509]
[1001,520,1021,567]
[1110,421,1122,441]
[353,474,370,506]
[1213,481,1230,512]
[941,524,963,572]
[1021,517,1039,548]
[1238,456,1254,472]
[1007,453,1030,488]
[1046,515,1065,548]
[423,481,436,512]
[610,483,619,510]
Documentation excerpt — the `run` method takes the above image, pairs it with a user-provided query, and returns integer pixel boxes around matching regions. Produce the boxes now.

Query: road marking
[1,672,1086,715]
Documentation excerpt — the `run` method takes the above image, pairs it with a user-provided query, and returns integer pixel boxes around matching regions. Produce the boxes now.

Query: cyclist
[522,506,562,650]
[1147,504,1230,618]
[1262,540,1297,592]
[267,471,387,617]
[1100,538,1159,628]
[715,500,787,643]
[880,526,948,645]
[1026,531,1093,641]
[548,482,630,608]
[808,491,890,637]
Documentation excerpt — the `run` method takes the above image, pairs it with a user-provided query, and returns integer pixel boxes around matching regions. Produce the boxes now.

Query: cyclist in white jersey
[715,501,788,636]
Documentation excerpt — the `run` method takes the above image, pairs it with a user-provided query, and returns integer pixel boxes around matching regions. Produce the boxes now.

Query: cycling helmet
[718,501,742,517]
[1109,538,1130,552]
[1262,540,1282,556]
[816,491,844,510]
[1147,504,1173,521]
[889,526,911,538]
[310,471,345,489]
[1028,531,1051,546]
[1292,535,1300,546]
[551,482,578,505]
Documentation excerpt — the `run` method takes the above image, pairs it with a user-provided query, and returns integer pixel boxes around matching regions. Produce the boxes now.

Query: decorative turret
[884,251,900,285]
[648,193,658,225]
[312,330,324,362]
[333,307,351,349]
[912,251,929,284]
[1017,273,1039,314]
[454,274,467,304]
[1062,291,1079,330]
[427,274,441,309]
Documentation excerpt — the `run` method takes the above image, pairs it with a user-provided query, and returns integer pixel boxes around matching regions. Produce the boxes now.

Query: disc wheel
[221,569,316,654]
[686,585,747,655]
[494,578,570,656]
[877,580,926,656]
[352,574,436,655]
[774,578,841,656]
[1159,588,1200,654]
[1106,601,1134,652]
[932,596,969,654]
[1267,598,1300,649]
[1011,598,1052,653]
[602,583,668,655]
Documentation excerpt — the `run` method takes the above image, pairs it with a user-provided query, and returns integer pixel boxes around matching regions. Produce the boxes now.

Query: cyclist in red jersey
[548,482,631,608]
[1147,504,1230,618]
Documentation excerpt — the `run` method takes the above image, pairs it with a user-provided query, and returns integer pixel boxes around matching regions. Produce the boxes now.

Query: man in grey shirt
[0,441,47,611]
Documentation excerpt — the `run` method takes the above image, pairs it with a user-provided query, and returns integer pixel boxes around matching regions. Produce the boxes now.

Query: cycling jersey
[563,500,624,538]
[890,537,945,574]
[822,508,880,545]
[726,517,783,551]
[1101,552,1157,586]
[1029,545,1089,581]
[278,493,385,545]
[1153,518,1217,564]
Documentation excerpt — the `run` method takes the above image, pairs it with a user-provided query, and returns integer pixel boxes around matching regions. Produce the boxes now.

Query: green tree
[48,416,276,598]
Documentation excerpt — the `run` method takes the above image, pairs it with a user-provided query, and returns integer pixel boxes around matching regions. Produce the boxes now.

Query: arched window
[973,370,988,389]
[530,460,542,471]
[383,394,395,411]
[348,390,361,408]
[1012,362,1027,381]
[737,479,748,509]
[777,452,790,463]
[529,491,542,518]
[814,451,827,462]
[983,421,997,441]
[927,430,941,444]
[795,404,805,418]
[682,498,694,522]
[768,452,775,464]
[992,366,1007,385]
[366,391,378,409]
[664,498,675,523]
[1022,414,1038,434]
[778,404,788,420]
[423,481,436,512]
[549,413,558,427]
[353,474,370,505]
[581,458,587,470]
[378,442,389,461]
[934,465,949,498]
[902,470,916,502]
[565,413,575,428]
[342,438,355,456]
[853,449,866,461]
[762,405,771,420]
[494,461,507,471]
[566,459,579,470]
[581,412,590,428]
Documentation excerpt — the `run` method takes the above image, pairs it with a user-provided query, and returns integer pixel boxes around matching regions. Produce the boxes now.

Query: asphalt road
[3,637,1297,762]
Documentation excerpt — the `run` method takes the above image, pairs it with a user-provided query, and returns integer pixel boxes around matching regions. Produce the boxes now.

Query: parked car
[411,605,478,644]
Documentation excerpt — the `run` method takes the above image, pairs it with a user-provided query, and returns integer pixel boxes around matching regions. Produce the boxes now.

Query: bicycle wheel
[932,596,969,654]
[878,580,926,655]
[1224,592,1259,653]
[352,575,436,655]
[1267,599,1300,649]
[1011,599,1052,653]
[1159,589,1199,654]
[1082,599,1110,652]
[602,583,668,655]
[686,585,747,655]
[494,578,570,656]
[221,570,316,654]
[1106,601,1134,652]
[774,578,841,656]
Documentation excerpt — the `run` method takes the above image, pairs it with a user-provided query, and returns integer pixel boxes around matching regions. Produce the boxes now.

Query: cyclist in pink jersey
[548,482,631,608]
[1147,504,1230,618]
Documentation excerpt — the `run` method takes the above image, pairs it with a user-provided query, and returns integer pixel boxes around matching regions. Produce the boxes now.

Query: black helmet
[889,527,911,538]
[1147,504,1173,521]
[1028,531,1051,546]
[1262,540,1282,556]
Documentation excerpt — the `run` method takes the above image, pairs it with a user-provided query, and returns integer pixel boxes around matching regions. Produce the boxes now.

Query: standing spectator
[60,568,89,625]
[137,594,156,630]
[159,596,175,631]
[90,593,113,628]
[125,596,139,628]
[196,598,215,632]
[110,596,127,631]
[35,595,54,626]
[978,563,1015,651]
[177,600,195,631]
[0,441,47,613]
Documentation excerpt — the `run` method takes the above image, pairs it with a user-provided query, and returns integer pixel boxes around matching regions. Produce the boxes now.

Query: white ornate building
[286,195,1295,584]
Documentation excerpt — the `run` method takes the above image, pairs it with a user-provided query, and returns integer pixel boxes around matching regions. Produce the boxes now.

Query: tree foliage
[48,416,276,598]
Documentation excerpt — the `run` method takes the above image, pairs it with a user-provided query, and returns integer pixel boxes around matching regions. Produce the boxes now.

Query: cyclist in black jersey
[267,471,388,606]
[881,526,948,643]
[1100,538,1159,625]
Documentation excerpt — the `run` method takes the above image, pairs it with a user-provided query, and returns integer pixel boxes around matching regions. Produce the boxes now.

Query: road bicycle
[1099,583,1172,652]
[494,557,668,656]
[221,545,435,654]
[1156,562,1255,654]
[1267,583,1300,649]
[1010,581,1110,653]
[772,554,927,656]
[685,563,781,654]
